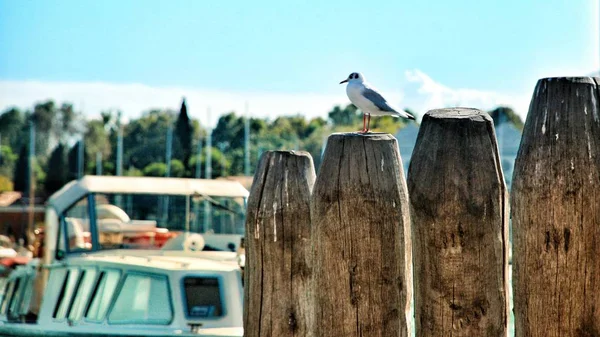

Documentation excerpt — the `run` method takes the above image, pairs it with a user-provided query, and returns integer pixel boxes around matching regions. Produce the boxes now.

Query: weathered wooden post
[311,133,413,337]
[407,108,509,336]
[244,150,316,337]
[512,77,600,336]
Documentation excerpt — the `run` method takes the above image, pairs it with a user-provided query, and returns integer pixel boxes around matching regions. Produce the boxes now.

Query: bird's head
[339,72,364,84]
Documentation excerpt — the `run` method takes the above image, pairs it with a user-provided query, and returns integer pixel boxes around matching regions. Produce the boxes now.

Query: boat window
[89,193,245,252]
[0,281,15,315]
[0,280,9,313]
[6,277,23,319]
[53,269,81,320]
[8,275,29,319]
[108,273,172,325]
[17,275,34,317]
[68,268,98,322]
[182,277,224,318]
[58,198,93,253]
[85,270,121,321]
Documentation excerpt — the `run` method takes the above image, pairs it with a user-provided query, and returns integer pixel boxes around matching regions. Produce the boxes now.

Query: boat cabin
[0,176,249,337]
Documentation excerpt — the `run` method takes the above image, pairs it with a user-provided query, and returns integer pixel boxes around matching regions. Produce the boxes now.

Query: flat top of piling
[264,150,312,157]
[426,107,491,122]
[329,132,395,140]
[538,76,597,84]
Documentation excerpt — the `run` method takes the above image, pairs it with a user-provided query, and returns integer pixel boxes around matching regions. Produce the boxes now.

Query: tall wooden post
[512,77,600,336]
[311,133,413,337]
[407,108,509,336]
[244,150,316,337]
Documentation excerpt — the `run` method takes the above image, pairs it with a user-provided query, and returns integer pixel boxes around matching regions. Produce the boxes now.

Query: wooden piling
[243,150,316,337]
[512,77,600,337]
[407,108,509,336]
[311,133,413,337]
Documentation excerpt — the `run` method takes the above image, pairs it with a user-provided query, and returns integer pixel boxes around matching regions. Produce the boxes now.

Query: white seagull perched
[340,72,415,133]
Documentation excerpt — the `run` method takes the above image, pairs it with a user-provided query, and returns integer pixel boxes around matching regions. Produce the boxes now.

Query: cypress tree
[175,98,193,175]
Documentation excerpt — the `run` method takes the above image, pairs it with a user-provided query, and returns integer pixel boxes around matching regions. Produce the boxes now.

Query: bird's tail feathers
[392,110,416,120]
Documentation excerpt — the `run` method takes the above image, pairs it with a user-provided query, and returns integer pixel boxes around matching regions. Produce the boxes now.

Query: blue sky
[0,0,598,122]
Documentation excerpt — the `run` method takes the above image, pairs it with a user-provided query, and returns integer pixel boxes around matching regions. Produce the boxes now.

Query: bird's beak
[339,79,348,84]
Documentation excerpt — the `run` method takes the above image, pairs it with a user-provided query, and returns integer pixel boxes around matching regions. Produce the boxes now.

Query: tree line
[0,98,522,197]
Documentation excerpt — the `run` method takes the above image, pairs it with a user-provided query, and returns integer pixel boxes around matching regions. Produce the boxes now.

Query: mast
[116,127,123,177]
[77,139,84,179]
[27,120,36,237]
[203,107,212,232]
[96,152,102,175]
[115,125,124,208]
[192,136,202,232]
[162,124,173,225]
[244,101,250,177]
[205,107,212,180]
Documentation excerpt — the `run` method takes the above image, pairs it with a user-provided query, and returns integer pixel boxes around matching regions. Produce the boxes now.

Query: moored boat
[0,176,248,336]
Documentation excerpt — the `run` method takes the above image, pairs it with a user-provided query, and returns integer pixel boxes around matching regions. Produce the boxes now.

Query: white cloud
[0,70,530,126]
[402,69,530,120]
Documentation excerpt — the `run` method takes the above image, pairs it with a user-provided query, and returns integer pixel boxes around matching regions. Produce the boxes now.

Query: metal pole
[195,138,202,179]
[244,101,250,177]
[77,139,84,179]
[204,107,212,232]
[27,121,36,239]
[193,137,202,233]
[217,143,227,176]
[205,107,212,180]
[162,124,173,226]
[96,152,102,175]
[165,125,173,178]
[115,126,123,208]
[185,195,190,232]
[116,127,123,176]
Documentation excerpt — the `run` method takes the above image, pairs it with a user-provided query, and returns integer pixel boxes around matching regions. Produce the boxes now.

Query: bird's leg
[366,114,371,132]
[359,114,367,133]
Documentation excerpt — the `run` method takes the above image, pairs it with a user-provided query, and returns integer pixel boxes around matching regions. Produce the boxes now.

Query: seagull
[340,72,415,133]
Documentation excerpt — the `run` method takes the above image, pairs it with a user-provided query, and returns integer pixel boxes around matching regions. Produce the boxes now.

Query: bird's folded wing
[362,87,396,112]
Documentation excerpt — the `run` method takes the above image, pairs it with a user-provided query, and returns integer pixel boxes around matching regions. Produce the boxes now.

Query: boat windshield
[58,192,246,253]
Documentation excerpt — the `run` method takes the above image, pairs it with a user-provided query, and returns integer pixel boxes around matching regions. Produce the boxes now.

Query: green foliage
[328,104,360,126]
[84,119,111,159]
[140,159,185,177]
[370,116,406,134]
[125,166,143,177]
[170,159,185,178]
[1,100,521,192]
[327,103,413,134]
[213,112,267,152]
[0,175,13,192]
[488,106,524,130]
[102,162,115,175]
[122,109,176,170]
[31,100,58,155]
[142,162,167,177]
[34,160,46,186]
[0,144,17,178]
[0,108,27,151]
[189,147,230,178]
[67,142,87,181]
[13,145,28,192]
[45,144,67,196]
